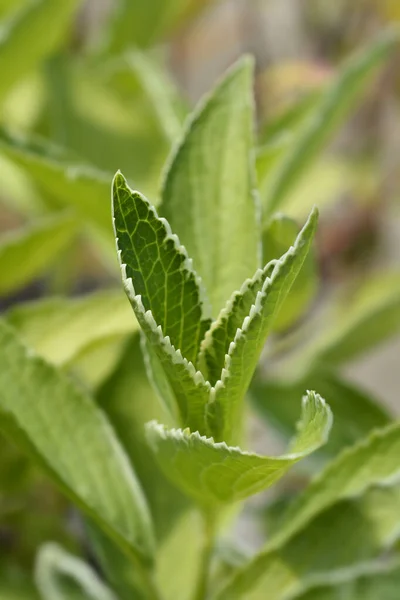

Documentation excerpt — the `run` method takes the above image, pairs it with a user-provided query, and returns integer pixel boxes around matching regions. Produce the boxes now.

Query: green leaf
[161,57,260,316]
[113,171,211,431]
[262,27,400,218]
[0,320,154,566]
[6,290,137,367]
[262,214,317,331]
[97,335,188,540]
[291,561,400,600]
[0,212,77,295]
[125,51,185,144]
[35,543,117,600]
[215,420,400,599]
[250,370,390,458]
[146,391,332,507]
[206,208,318,442]
[0,129,112,236]
[0,0,80,101]
[298,271,400,372]
[198,261,275,386]
[103,0,214,52]
[220,483,400,600]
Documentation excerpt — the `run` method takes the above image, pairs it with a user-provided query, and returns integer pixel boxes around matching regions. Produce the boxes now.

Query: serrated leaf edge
[146,391,331,462]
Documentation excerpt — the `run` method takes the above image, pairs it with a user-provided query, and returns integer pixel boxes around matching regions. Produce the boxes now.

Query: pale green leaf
[97,335,188,539]
[250,370,390,457]
[290,561,400,600]
[146,391,332,507]
[0,212,77,295]
[0,0,80,101]
[161,57,260,316]
[216,420,400,599]
[125,51,185,144]
[6,290,137,367]
[0,320,154,565]
[207,208,318,442]
[113,171,211,431]
[35,543,117,600]
[299,271,400,370]
[103,0,214,52]
[262,27,400,217]
[224,484,400,600]
[262,213,317,331]
[0,129,112,235]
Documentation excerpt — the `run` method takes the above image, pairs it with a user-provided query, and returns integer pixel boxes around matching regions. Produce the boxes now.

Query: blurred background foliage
[2,0,400,596]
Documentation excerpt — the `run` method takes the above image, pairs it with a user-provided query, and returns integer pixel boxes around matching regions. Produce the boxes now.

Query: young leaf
[216,420,400,599]
[250,370,390,458]
[0,212,77,295]
[0,321,154,566]
[161,57,260,316]
[6,290,138,367]
[262,28,400,217]
[207,208,318,442]
[262,213,317,331]
[198,261,276,385]
[0,0,80,101]
[113,171,211,431]
[146,391,331,507]
[35,543,117,600]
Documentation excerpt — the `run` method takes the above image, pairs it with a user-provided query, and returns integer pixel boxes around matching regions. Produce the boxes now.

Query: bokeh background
[2,0,400,597]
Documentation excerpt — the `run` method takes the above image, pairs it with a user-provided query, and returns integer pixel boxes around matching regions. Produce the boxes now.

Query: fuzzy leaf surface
[207,208,318,442]
[0,212,77,295]
[262,213,317,331]
[0,321,154,565]
[161,57,260,316]
[146,391,331,507]
[113,172,211,430]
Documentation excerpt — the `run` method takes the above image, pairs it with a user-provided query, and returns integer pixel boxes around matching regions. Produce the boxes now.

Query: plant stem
[136,562,163,600]
[193,511,216,600]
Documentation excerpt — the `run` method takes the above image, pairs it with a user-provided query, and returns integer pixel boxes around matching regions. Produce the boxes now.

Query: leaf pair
[113,169,328,506]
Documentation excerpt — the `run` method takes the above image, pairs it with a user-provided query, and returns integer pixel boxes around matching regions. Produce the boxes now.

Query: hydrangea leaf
[0,321,154,566]
[146,391,331,507]
[161,57,260,316]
